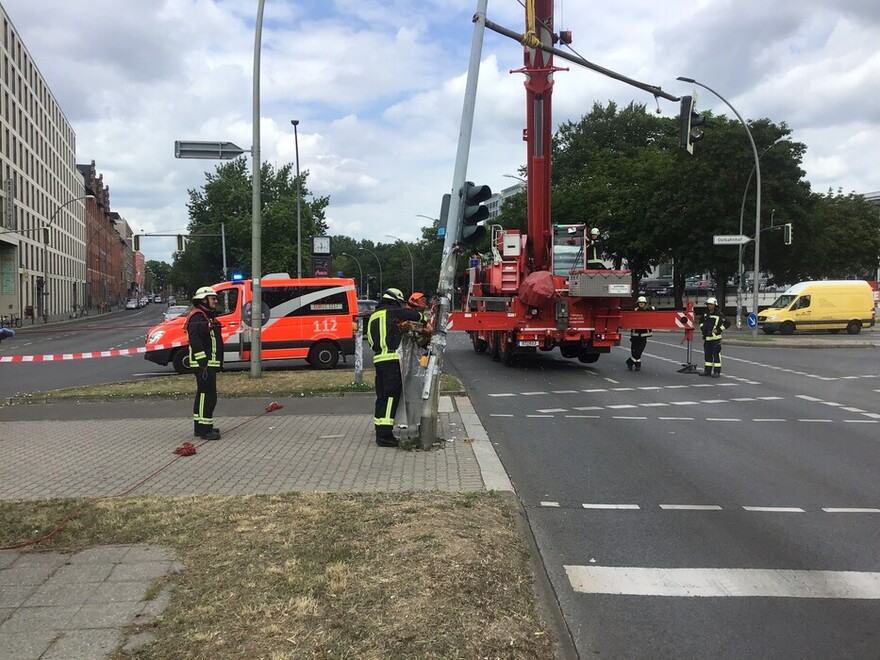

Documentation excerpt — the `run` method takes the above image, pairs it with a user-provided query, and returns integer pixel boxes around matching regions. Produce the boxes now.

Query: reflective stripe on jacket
[186,309,222,368]
[700,312,727,341]
[367,305,423,363]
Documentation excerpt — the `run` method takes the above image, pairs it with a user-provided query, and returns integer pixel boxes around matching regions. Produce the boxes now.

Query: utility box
[502,234,521,257]
[569,272,631,297]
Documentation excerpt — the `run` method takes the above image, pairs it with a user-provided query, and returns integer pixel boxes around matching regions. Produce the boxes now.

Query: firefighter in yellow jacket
[367,288,424,447]
[186,286,224,440]
[700,297,730,378]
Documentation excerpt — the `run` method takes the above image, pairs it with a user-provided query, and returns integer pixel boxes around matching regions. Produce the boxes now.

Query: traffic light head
[783,223,792,245]
[133,235,141,252]
[679,95,705,155]
[460,181,491,245]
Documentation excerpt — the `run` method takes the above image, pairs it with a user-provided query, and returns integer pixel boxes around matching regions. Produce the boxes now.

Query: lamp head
[677,76,696,83]
[291,119,299,127]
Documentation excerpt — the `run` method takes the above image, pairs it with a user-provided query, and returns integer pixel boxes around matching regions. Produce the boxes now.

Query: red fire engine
[449,0,693,365]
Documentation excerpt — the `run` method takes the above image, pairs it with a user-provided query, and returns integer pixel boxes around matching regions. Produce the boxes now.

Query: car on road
[163,305,190,322]
[638,279,672,296]
[357,299,377,319]
[684,278,716,296]
[153,294,163,303]
[125,299,139,310]
[139,296,150,307]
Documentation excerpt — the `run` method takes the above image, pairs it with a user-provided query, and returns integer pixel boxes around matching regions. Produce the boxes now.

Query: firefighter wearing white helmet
[186,285,224,440]
[366,287,425,447]
[626,295,654,371]
[586,227,606,270]
[699,296,730,378]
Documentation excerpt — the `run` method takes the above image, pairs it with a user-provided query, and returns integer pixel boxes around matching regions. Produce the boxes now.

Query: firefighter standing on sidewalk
[187,286,224,440]
[367,288,424,447]
[700,297,729,378]
[626,295,653,371]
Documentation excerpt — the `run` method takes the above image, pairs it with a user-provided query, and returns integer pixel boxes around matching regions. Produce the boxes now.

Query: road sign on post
[713,235,752,245]
[174,141,248,159]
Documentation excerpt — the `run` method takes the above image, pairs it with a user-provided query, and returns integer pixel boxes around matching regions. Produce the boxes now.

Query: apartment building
[0,5,89,322]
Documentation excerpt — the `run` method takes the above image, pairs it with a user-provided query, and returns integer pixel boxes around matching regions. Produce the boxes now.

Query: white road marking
[637,386,661,390]
[753,418,786,422]
[527,414,554,418]
[659,504,723,511]
[798,419,833,423]
[573,406,603,411]
[757,396,784,400]
[564,566,880,598]
[797,395,823,402]
[604,378,620,384]
[862,412,880,419]
[691,383,713,388]
[613,416,648,420]
[582,388,607,393]
[537,408,567,413]
[670,401,698,406]
[607,404,637,409]
[488,393,516,397]
[842,406,866,413]
[715,382,737,387]
[822,508,880,513]
[666,385,689,389]
[489,414,514,417]
[731,397,756,402]
[612,387,635,391]
[551,390,578,394]
[843,419,878,424]
[820,401,843,407]
[565,415,600,419]
[659,416,694,420]
[540,501,560,507]
[743,506,805,513]
[700,399,728,404]
[582,503,640,510]
[640,402,670,407]
[522,391,548,396]
[705,418,741,422]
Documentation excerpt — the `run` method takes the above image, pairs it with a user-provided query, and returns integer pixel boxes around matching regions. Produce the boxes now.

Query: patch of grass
[9,370,464,403]
[0,493,554,658]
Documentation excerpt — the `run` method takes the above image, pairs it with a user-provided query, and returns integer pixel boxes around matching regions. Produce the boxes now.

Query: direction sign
[713,234,752,245]
[174,141,248,160]
[747,312,758,328]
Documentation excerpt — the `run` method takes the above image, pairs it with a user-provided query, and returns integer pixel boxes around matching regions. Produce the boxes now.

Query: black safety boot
[711,370,721,378]
[198,429,221,441]
[626,358,634,371]
[699,368,712,377]
[194,427,220,438]
[376,430,399,448]
[634,363,641,371]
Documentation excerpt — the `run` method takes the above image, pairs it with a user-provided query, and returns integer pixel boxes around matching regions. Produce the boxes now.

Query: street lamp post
[359,247,383,293]
[677,76,762,337]
[386,234,414,293]
[503,173,527,184]
[415,214,437,223]
[43,194,94,322]
[736,136,789,328]
[341,252,364,297]
[250,0,266,377]
[291,119,302,279]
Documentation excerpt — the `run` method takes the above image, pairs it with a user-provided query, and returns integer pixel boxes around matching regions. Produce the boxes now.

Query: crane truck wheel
[490,332,501,361]
[577,351,600,364]
[498,335,516,366]
[559,344,580,359]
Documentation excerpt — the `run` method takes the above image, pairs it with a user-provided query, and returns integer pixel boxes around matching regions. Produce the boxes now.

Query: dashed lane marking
[743,506,805,513]
[565,415,600,419]
[541,502,880,513]
[798,419,834,423]
[822,508,880,513]
[753,418,786,422]
[536,408,567,413]
[659,416,694,420]
[583,503,640,510]
[660,504,723,511]
[489,414,513,417]
[540,501,561,507]
[706,418,741,422]
[612,416,648,420]
[844,419,879,423]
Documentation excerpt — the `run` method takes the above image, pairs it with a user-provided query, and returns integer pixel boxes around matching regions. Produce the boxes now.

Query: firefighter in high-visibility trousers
[626,295,653,371]
[700,297,730,378]
[186,286,224,440]
[367,288,424,447]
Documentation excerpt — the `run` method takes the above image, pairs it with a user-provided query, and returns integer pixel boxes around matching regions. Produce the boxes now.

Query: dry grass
[0,492,555,659]
[11,370,464,402]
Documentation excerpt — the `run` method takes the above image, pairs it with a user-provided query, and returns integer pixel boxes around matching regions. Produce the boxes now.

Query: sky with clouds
[3,0,878,264]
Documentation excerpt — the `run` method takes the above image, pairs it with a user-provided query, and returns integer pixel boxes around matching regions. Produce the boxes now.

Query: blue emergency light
[231,272,244,281]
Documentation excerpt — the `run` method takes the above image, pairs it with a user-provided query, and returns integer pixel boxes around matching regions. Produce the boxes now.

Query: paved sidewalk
[0,394,512,659]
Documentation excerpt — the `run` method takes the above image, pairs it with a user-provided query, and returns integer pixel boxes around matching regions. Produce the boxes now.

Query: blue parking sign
[747,312,758,328]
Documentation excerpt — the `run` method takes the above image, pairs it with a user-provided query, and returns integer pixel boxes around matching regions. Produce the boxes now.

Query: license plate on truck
[518,340,539,347]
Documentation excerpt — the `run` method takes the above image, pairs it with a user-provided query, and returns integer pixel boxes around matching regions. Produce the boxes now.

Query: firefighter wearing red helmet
[186,286,224,440]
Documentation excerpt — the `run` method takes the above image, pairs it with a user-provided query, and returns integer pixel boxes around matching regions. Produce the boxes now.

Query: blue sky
[4,0,878,264]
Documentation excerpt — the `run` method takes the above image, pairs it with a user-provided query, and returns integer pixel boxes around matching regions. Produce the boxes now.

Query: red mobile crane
[448,0,694,365]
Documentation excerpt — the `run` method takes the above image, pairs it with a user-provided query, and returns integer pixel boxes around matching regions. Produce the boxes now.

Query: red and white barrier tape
[0,341,185,363]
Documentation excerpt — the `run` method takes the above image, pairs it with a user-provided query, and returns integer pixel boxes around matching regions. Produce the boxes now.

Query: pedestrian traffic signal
[679,95,705,155]
[783,223,793,245]
[133,235,140,252]
[460,181,491,246]
[177,234,186,252]
[41,227,49,245]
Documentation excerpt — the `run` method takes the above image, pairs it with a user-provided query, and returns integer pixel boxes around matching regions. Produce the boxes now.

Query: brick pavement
[0,394,511,659]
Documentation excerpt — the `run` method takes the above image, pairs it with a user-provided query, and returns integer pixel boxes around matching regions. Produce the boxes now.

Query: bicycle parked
[0,312,23,328]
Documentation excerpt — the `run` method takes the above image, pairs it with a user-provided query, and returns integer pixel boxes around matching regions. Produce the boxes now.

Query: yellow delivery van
[758,280,876,335]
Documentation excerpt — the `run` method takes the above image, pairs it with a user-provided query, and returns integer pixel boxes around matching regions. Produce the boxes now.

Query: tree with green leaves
[171,158,328,292]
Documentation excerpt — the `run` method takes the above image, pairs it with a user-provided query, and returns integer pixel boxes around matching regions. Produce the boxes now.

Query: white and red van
[144,274,358,373]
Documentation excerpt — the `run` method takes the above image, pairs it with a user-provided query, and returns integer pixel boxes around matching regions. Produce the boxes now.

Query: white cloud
[4,0,878,265]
